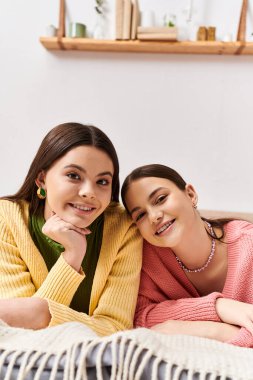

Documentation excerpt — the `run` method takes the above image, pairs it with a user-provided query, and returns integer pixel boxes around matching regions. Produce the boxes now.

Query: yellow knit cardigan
[0,200,142,336]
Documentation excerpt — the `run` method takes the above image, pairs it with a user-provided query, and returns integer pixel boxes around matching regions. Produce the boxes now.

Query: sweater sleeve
[0,216,84,304]
[46,223,142,336]
[0,218,36,298]
[135,270,223,328]
[228,327,253,348]
[33,255,84,304]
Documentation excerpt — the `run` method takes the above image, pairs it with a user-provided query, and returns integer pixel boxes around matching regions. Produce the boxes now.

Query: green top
[29,213,104,314]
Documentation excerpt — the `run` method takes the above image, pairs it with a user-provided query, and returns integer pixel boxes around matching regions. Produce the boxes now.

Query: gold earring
[37,187,46,199]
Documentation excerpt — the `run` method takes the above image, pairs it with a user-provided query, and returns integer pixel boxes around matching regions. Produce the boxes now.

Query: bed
[1,210,253,380]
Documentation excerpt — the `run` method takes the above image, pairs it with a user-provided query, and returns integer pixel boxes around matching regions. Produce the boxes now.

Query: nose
[148,208,163,225]
[81,193,95,200]
[79,182,96,200]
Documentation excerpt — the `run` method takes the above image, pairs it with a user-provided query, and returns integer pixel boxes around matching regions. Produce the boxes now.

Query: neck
[172,217,213,271]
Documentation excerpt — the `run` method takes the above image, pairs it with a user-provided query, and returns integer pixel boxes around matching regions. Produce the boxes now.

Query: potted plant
[93,0,107,39]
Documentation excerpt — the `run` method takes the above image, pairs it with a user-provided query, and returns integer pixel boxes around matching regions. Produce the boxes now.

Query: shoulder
[225,220,253,235]
[104,202,133,229]
[0,199,19,215]
[225,220,253,244]
[103,202,141,246]
[225,221,253,268]
[0,199,29,221]
[0,200,29,243]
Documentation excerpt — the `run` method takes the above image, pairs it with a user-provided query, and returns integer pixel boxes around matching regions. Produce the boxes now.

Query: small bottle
[197,26,207,41]
[207,27,216,41]
[164,13,177,27]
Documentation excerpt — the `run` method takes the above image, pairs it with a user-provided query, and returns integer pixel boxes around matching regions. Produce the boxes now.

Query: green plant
[163,13,176,28]
[168,21,175,27]
[95,0,104,14]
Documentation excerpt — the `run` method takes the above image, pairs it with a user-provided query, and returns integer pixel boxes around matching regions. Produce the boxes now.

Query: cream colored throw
[0,320,253,380]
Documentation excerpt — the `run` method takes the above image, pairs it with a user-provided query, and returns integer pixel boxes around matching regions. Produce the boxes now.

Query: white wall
[0,0,253,212]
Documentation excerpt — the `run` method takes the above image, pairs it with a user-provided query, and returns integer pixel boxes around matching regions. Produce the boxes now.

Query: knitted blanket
[0,320,253,380]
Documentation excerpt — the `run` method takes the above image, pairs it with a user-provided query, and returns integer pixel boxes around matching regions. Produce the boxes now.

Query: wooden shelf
[40,37,253,55]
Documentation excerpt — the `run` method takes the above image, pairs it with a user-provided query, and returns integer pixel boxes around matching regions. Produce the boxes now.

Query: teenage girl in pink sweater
[121,164,253,347]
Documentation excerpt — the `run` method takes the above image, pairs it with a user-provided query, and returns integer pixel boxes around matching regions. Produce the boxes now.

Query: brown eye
[97,179,109,186]
[156,195,167,204]
[136,212,145,222]
[67,172,80,180]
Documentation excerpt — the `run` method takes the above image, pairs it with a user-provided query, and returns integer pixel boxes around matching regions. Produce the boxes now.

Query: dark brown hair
[121,164,234,241]
[2,122,120,215]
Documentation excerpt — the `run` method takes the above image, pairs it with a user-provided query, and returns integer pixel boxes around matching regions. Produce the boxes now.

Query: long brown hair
[121,164,234,241]
[2,122,120,216]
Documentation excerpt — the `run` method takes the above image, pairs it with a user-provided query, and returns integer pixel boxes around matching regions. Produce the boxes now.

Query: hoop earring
[37,187,46,200]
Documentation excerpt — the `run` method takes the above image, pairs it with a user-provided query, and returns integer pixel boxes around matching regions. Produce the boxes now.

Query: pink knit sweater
[135,220,253,347]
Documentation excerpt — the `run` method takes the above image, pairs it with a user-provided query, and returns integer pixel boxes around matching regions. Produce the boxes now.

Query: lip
[155,219,175,236]
[69,202,97,215]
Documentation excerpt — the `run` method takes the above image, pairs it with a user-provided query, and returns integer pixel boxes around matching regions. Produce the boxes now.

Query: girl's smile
[37,145,114,228]
[68,202,97,216]
[125,177,197,249]
[155,219,176,236]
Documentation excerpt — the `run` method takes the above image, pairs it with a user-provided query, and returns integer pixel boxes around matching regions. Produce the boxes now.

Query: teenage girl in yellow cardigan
[0,122,142,336]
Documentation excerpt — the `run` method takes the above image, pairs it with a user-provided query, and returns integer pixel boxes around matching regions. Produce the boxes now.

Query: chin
[75,218,92,229]
[62,215,90,229]
[147,235,178,249]
[152,240,169,248]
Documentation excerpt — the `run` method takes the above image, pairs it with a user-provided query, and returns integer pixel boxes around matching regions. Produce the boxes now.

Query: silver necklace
[175,222,216,273]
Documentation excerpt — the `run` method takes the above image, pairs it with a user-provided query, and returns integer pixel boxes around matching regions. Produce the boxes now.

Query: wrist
[210,321,240,342]
[215,297,226,321]
[62,250,82,272]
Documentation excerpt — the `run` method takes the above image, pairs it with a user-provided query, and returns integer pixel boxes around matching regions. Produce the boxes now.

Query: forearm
[34,254,84,305]
[135,292,223,327]
[0,297,51,330]
[151,320,240,343]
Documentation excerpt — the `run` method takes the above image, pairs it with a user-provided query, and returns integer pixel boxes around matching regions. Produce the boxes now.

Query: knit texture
[135,220,253,347]
[0,320,253,380]
[0,200,142,336]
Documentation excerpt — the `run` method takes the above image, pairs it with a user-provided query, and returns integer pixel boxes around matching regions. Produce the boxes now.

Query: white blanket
[0,320,253,380]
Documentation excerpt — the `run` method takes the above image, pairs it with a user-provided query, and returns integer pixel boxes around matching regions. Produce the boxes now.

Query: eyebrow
[129,187,166,216]
[64,165,113,177]
[98,171,113,178]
